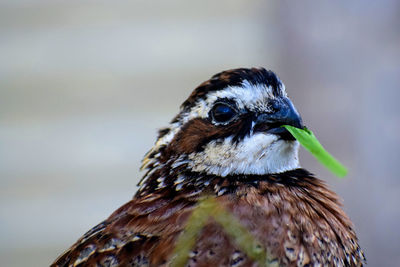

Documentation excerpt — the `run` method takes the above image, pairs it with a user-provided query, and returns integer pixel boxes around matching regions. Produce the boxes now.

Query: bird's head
[141,68,304,188]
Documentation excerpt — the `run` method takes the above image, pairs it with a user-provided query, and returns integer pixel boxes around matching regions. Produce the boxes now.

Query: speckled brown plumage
[52,68,365,267]
[52,171,363,266]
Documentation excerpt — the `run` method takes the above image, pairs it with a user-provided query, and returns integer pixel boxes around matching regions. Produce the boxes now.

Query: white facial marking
[141,78,298,178]
[179,79,287,124]
[146,79,286,156]
[188,133,300,176]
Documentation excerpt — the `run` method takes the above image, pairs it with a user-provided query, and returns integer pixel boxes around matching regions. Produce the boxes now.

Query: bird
[52,68,365,267]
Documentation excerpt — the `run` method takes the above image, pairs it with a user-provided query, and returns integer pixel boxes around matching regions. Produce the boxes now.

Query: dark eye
[210,103,237,123]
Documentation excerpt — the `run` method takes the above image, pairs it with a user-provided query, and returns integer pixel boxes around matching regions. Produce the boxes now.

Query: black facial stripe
[157,128,171,139]
[198,113,255,152]
[211,98,238,108]
[232,113,255,144]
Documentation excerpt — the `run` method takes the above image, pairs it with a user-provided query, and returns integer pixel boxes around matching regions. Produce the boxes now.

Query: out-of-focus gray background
[1,1,399,266]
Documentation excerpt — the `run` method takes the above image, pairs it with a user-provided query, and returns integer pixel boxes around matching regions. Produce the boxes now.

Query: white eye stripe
[181,80,287,123]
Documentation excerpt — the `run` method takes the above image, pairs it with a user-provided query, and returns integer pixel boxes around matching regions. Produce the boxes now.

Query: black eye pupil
[211,103,236,123]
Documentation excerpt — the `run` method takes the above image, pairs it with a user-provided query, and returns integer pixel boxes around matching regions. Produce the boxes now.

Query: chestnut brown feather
[52,170,364,266]
[164,116,253,156]
[51,68,365,267]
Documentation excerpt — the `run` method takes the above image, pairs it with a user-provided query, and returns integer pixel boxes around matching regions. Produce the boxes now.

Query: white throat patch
[187,133,300,176]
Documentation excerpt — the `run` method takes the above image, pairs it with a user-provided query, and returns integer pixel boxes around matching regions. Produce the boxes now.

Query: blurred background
[1,1,399,266]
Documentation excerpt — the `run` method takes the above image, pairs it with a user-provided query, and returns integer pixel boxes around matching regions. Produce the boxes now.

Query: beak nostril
[269,100,281,113]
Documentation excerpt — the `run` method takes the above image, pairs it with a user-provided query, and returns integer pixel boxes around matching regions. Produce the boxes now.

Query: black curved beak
[253,97,303,140]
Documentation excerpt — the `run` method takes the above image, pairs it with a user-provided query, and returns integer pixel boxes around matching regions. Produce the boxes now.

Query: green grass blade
[170,199,212,267]
[210,199,271,266]
[171,198,273,267]
[282,125,348,177]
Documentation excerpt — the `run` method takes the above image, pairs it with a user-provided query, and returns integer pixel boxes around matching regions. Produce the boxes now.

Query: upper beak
[253,97,303,140]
